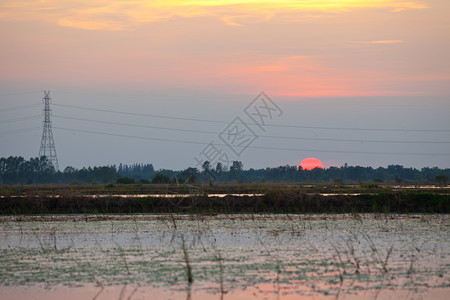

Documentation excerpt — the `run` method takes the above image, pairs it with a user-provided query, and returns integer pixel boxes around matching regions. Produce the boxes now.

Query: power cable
[53,126,450,156]
[0,115,42,124]
[0,127,41,137]
[53,103,450,133]
[0,103,41,113]
[53,114,450,144]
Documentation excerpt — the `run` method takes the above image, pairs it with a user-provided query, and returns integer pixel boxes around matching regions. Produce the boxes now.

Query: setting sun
[300,158,324,170]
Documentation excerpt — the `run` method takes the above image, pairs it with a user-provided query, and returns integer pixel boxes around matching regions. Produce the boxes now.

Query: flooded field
[1,214,449,299]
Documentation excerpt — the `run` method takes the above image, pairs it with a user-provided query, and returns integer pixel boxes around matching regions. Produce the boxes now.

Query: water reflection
[0,214,449,300]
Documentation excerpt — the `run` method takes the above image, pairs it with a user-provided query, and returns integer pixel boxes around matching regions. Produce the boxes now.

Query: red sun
[300,157,324,170]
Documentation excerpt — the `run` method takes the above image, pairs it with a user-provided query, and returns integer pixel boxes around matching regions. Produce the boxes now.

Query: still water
[1,214,449,299]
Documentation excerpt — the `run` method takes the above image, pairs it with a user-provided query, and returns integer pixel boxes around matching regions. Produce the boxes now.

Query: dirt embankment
[1,189,448,214]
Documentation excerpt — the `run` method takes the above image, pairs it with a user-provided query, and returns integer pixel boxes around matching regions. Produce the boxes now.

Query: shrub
[151,173,170,184]
[435,175,448,186]
[117,177,135,184]
[333,177,345,184]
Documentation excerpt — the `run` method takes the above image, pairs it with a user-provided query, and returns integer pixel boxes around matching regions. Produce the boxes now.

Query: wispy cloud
[0,1,428,31]
[353,40,404,44]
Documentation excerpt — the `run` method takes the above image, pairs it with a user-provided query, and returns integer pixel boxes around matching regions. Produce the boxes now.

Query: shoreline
[1,190,448,214]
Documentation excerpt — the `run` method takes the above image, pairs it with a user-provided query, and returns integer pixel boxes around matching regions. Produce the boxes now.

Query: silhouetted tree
[151,173,171,184]
[202,161,211,174]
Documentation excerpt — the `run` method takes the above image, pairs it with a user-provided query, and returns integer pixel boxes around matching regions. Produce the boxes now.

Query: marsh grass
[1,183,449,215]
[1,190,448,215]
[181,236,193,284]
[91,276,104,300]
[214,250,226,299]
[113,241,130,275]
[0,214,448,299]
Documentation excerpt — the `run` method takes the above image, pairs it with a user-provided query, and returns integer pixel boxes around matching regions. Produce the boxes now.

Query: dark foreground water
[0,214,449,299]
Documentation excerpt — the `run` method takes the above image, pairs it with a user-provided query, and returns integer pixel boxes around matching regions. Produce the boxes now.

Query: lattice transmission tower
[39,90,59,171]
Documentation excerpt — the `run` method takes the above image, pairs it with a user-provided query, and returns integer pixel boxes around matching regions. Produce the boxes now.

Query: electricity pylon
[38,90,59,171]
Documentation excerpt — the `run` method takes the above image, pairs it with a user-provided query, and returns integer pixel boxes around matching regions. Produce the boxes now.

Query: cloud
[0,0,428,31]
[353,40,404,44]
[57,18,126,31]
[205,55,383,97]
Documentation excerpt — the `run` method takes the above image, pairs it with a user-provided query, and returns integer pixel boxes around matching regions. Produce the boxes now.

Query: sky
[0,0,449,171]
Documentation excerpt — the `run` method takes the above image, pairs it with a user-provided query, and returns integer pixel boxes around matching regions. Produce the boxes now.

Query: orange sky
[0,0,449,97]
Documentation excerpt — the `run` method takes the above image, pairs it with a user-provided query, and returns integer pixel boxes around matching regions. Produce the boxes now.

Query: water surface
[1,214,449,299]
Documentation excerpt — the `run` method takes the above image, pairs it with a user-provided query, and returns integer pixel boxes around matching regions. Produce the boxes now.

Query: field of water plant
[1,183,449,214]
[2,182,449,197]
[0,214,449,299]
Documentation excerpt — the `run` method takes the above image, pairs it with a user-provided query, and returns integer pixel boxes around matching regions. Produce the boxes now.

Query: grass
[0,183,448,214]
[1,182,448,196]
[181,236,193,284]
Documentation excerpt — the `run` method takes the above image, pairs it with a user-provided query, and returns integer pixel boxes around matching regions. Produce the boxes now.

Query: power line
[54,126,209,145]
[0,115,42,124]
[53,115,217,134]
[53,114,450,145]
[53,126,450,156]
[0,103,41,113]
[53,103,225,124]
[0,91,41,97]
[53,103,450,133]
[0,127,41,137]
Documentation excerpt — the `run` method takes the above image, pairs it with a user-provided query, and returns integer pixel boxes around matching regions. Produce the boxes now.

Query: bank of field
[0,183,449,214]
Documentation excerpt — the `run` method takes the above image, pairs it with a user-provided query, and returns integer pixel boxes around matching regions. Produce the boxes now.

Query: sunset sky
[1,0,449,169]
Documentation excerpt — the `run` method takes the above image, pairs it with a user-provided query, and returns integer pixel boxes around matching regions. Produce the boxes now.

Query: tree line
[0,156,449,185]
